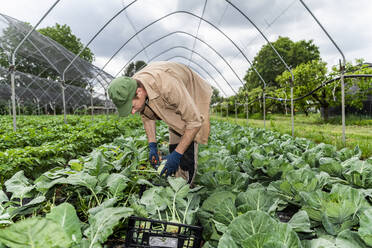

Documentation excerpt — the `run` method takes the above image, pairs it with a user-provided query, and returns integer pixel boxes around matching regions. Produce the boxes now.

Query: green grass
[213,113,372,159]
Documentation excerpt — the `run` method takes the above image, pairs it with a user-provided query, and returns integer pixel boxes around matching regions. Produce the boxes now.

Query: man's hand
[148,142,160,168]
[160,150,182,177]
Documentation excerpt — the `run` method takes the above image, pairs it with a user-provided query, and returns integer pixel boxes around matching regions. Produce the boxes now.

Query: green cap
[108,76,137,117]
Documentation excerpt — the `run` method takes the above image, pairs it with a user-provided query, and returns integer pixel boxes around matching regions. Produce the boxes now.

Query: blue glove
[148,142,159,168]
[160,150,183,177]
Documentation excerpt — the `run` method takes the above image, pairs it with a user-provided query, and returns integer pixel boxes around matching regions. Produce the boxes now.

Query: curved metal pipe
[224,0,293,85]
[165,55,228,97]
[225,0,294,132]
[117,31,244,86]
[189,0,208,65]
[160,51,236,95]
[62,0,138,81]
[184,65,218,94]
[146,46,234,95]
[119,44,236,94]
[134,51,228,97]
[10,0,60,130]
[299,0,346,144]
[186,64,227,97]
[95,11,265,89]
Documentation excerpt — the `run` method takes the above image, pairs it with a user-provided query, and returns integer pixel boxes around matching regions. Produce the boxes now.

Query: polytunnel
[1,0,371,144]
[1,1,372,247]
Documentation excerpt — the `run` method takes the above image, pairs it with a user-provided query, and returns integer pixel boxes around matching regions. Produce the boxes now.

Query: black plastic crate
[125,216,203,248]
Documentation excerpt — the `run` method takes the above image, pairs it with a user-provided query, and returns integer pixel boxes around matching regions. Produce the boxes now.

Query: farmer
[108,61,212,185]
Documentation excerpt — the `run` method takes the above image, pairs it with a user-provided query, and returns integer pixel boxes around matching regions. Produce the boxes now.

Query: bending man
[108,61,212,185]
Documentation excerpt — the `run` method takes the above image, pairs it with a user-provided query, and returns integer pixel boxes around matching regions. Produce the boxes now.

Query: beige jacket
[133,61,212,144]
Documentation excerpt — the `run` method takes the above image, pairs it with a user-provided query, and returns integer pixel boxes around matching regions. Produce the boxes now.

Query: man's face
[131,88,146,114]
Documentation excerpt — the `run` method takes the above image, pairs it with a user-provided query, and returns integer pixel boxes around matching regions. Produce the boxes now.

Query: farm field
[1,0,371,247]
[1,116,372,247]
[0,115,141,183]
[213,114,372,159]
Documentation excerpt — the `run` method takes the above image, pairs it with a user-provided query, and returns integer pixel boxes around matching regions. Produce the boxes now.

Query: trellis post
[226,102,229,119]
[60,81,67,124]
[246,97,249,126]
[53,102,56,116]
[299,0,346,145]
[37,98,40,115]
[263,91,266,129]
[220,102,222,118]
[235,99,237,122]
[8,101,11,116]
[90,87,94,120]
[10,66,17,131]
[9,0,60,131]
[290,87,294,136]
[16,97,21,116]
[105,88,108,116]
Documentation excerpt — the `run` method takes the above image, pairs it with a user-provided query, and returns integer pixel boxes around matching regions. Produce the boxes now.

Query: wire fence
[0,12,115,122]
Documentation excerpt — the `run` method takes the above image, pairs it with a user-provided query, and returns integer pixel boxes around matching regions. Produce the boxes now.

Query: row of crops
[0,115,141,184]
[1,117,372,247]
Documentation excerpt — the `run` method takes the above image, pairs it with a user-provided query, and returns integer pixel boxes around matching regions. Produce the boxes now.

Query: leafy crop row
[0,119,86,151]
[197,122,372,247]
[1,119,372,247]
[0,115,141,183]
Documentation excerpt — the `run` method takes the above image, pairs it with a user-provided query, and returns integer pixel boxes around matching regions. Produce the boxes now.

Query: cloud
[0,0,371,96]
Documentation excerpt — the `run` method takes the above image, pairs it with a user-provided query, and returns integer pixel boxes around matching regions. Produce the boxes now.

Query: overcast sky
[1,0,371,96]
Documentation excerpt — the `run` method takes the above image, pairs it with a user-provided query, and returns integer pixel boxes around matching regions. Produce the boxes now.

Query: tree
[210,86,222,105]
[38,23,95,88]
[277,60,327,117]
[330,59,372,113]
[276,59,372,121]
[244,36,320,90]
[0,23,94,84]
[123,60,147,77]
[0,23,57,79]
[38,23,94,63]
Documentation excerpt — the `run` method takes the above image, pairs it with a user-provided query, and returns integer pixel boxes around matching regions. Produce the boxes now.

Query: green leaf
[84,207,133,247]
[105,173,129,197]
[236,187,280,214]
[288,210,313,233]
[34,167,73,193]
[136,178,154,187]
[59,172,98,189]
[83,150,113,176]
[302,237,337,248]
[4,171,34,199]
[219,210,301,248]
[217,233,239,248]
[139,187,167,215]
[46,203,82,244]
[319,157,342,177]
[0,217,71,248]
[336,230,369,248]
[0,212,12,225]
[10,196,46,217]
[301,184,369,235]
[0,190,8,204]
[201,191,236,213]
[168,177,188,193]
[177,193,200,225]
[227,211,277,244]
[88,198,117,216]
[343,158,372,188]
[240,233,273,248]
[358,208,372,246]
[69,159,83,171]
